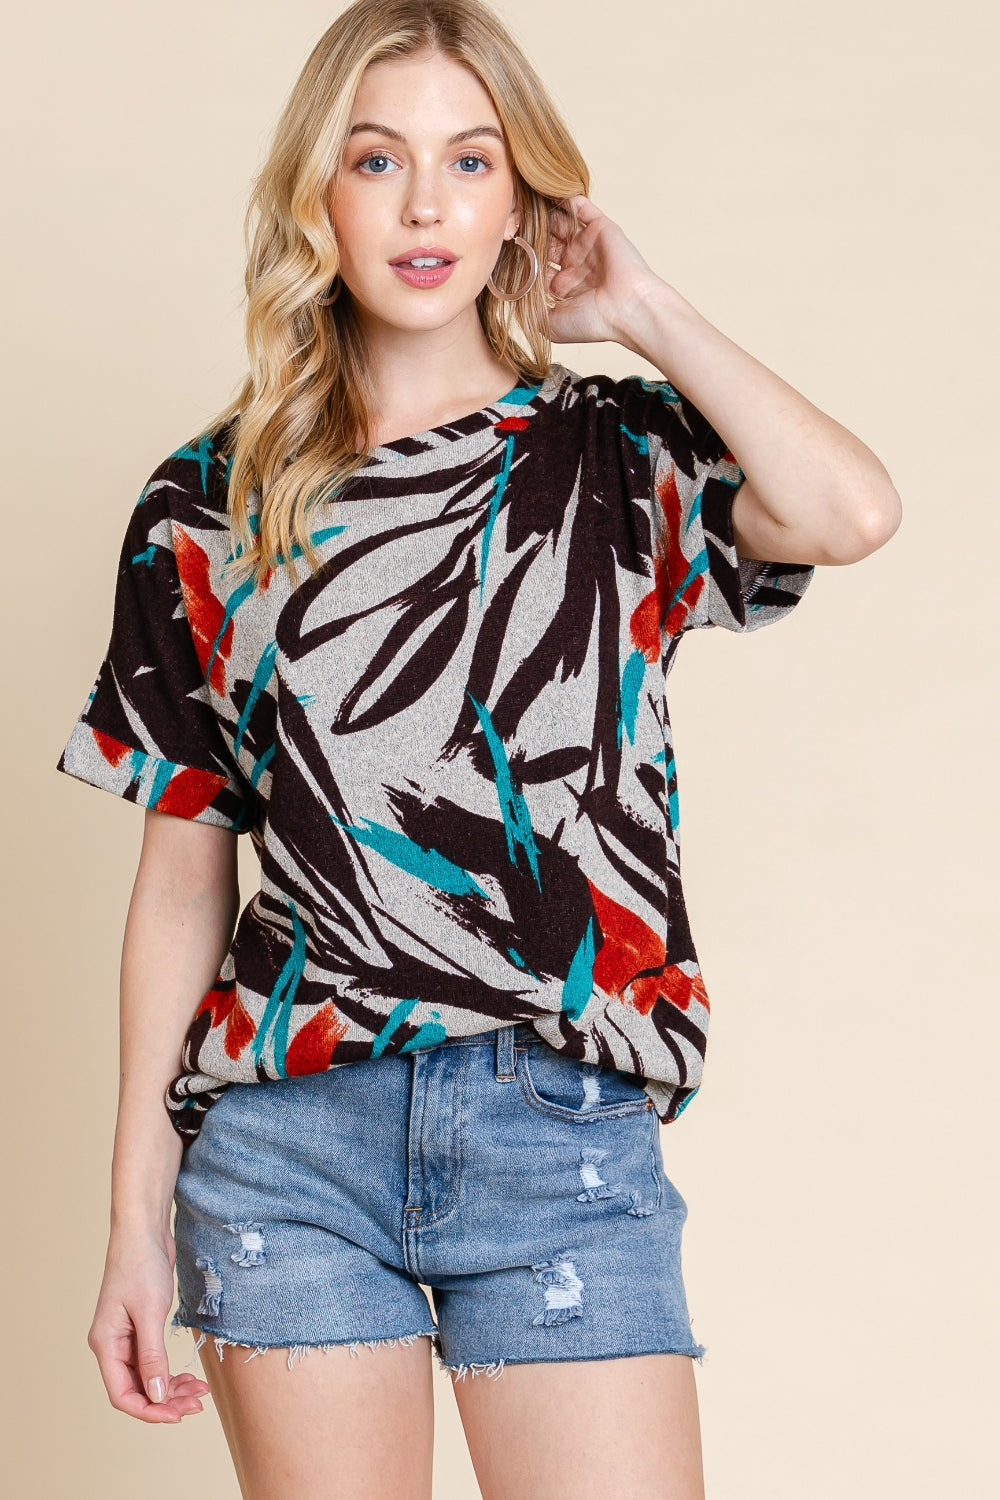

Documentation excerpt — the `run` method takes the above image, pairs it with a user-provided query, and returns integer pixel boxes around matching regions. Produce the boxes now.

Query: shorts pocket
[515,1041,654,1123]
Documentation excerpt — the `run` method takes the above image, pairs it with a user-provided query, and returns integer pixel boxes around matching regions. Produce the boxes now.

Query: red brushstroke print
[173,525,232,694]
[92,727,132,766]
[285,1002,348,1076]
[629,465,706,651]
[196,980,256,1059]
[587,879,706,1013]
[155,766,228,819]
[494,417,530,433]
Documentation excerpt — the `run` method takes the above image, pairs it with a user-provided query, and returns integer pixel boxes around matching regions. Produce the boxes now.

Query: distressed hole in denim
[189,1329,435,1371]
[576,1146,621,1202]
[530,1252,584,1325]
[226,1221,266,1267]
[195,1256,222,1317]
[625,1189,657,1216]
[580,1072,602,1110]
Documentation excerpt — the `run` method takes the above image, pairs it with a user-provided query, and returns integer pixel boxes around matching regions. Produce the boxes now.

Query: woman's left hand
[543,194,664,346]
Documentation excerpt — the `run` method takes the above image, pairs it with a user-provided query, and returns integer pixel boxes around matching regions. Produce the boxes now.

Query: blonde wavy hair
[207,0,590,588]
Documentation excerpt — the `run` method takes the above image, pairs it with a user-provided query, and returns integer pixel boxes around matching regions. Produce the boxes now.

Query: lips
[388,245,458,265]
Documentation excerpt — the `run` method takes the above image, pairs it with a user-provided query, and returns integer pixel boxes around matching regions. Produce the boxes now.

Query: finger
[91,1307,210,1423]
[568,193,602,223]
[118,1389,199,1423]
[132,1307,174,1406]
[167,1375,211,1410]
[102,1357,184,1422]
[117,1363,206,1421]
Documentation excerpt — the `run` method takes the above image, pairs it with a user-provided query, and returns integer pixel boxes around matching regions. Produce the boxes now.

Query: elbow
[821,478,903,566]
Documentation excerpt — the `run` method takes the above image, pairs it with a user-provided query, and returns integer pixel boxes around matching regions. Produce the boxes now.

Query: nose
[401,161,446,227]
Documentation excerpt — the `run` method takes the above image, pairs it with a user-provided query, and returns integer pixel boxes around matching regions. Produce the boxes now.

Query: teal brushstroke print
[233,640,279,755]
[667,552,707,615]
[466,692,542,890]
[370,998,419,1057]
[252,900,307,1075]
[498,381,542,404]
[249,741,275,790]
[170,435,214,494]
[209,521,348,683]
[507,946,541,979]
[399,1009,448,1051]
[330,815,490,900]
[128,747,199,811]
[371,1002,448,1056]
[621,425,649,456]
[561,915,596,1021]
[479,433,515,606]
[618,647,646,748]
[637,376,682,405]
[664,754,679,832]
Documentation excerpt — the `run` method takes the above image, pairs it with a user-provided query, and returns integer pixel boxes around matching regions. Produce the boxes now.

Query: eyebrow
[347,122,505,146]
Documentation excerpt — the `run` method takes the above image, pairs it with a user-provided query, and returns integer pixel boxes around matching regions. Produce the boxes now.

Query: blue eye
[356,150,492,176]
[359,153,396,175]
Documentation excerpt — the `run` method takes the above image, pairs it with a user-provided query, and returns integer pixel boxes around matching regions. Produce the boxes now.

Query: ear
[505,196,521,239]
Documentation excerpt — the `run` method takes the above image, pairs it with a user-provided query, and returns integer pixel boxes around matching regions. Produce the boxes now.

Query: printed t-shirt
[56,362,815,1143]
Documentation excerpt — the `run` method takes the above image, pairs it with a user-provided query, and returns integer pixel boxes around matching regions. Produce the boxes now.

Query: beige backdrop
[5,0,997,1494]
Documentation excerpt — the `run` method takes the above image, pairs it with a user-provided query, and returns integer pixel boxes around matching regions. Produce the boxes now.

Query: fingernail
[148,1376,166,1403]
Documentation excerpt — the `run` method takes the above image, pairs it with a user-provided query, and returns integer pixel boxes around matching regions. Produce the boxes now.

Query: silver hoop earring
[486,234,538,302]
[315,275,342,307]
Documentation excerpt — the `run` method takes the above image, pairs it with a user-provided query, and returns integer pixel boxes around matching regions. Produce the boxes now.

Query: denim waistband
[405,1021,537,1084]
[444,1021,537,1047]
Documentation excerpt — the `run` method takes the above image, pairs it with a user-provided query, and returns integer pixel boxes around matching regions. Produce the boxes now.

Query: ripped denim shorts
[170,1022,707,1381]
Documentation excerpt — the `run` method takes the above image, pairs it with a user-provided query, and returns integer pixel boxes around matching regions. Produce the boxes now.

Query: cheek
[330,197,379,276]
[452,194,514,257]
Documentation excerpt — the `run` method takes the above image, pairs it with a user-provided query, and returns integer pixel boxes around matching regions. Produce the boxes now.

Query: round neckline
[369,363,564,460]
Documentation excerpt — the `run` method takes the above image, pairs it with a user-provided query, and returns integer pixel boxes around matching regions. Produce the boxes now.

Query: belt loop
[495,1024,516,1081]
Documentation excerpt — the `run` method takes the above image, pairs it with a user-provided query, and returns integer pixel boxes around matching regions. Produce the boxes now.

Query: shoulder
[539,365,692,471]
[125,416,238,541]
[113,417,239,598]
[563,369,730,475]
[541,364,685,436]
[150,416,238,516]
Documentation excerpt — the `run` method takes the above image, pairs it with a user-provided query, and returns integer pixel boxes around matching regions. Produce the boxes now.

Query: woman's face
[328,50,520,334]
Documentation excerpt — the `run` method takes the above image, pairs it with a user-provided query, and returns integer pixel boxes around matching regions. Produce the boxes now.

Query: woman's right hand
[88,1227,210,1423]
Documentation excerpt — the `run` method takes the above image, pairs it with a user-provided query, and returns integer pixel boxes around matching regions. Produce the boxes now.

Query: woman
[56,1,901,1495]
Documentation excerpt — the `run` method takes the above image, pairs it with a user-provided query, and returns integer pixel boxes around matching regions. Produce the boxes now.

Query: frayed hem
[433,1344,707,1380]
[173,1323,438,1372]
[436,1355,508,1383]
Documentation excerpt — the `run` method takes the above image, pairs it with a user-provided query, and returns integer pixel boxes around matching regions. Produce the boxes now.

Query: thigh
[188,1326,436,1500]
[452,1351,704,1500]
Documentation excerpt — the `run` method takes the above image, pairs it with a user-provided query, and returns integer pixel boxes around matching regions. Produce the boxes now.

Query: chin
[363,291,469,329]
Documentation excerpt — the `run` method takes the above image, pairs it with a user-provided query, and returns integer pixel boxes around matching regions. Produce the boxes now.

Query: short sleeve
[55,459,256,832]
[617,375,815,634]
